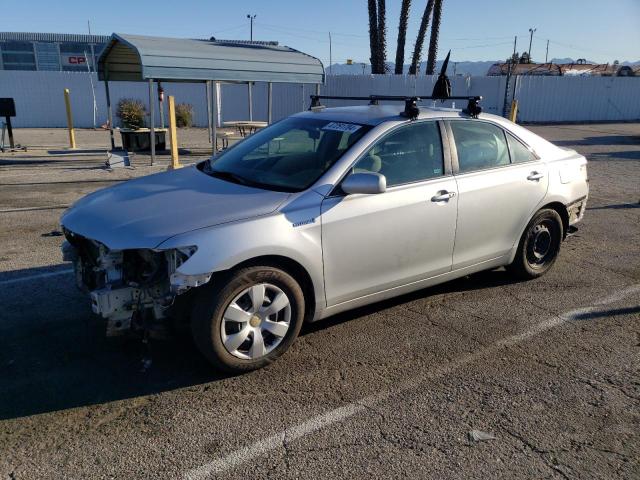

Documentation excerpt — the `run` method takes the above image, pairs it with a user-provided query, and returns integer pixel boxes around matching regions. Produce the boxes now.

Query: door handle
[527,171,544,181]
[431,190,456,202]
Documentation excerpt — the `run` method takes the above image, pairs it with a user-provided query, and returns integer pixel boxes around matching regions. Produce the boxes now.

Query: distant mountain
[327,57,640,76]
[327,59,499,76]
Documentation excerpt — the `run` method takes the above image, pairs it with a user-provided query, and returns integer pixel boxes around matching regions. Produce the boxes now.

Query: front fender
[157,191,325,308]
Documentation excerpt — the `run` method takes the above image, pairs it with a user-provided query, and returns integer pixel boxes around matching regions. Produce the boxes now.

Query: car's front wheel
[508,208,563,280]
[191,266,305,373]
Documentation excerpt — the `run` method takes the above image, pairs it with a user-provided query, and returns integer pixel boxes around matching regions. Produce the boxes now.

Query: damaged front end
[62,229,209,336]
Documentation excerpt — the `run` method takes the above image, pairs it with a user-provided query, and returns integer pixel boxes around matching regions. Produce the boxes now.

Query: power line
[211,23,248,35]
[259,23,517,52]
[451,41,514,50]
[441,35,516,41]
[256,21,368,38]
[257,24,355,47]
[259,21,520,44]
[546,38,620,59]
[254,21,620,64]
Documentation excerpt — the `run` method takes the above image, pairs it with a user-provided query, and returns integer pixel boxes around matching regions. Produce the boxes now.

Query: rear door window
[450,121,510,173]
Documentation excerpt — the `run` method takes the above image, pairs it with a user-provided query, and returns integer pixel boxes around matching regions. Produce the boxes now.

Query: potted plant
[116,98,166,152]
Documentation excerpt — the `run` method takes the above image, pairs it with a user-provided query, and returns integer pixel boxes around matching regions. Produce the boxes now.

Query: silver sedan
[61,104,589,373]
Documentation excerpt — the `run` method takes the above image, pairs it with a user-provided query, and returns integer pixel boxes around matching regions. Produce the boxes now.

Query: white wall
[1,70,639,128]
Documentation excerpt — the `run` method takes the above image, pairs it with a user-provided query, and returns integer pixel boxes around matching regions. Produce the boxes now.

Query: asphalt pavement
[0,124,639,479]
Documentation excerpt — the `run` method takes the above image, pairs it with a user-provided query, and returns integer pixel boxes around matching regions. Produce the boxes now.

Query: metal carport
[97,33,325,164]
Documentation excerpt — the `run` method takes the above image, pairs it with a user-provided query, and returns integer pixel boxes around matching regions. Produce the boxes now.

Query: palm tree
[409,0,435,75]
[426,0,444,75]
[376,0,387,73]
[367,0,380,73]
[394,0,411,74]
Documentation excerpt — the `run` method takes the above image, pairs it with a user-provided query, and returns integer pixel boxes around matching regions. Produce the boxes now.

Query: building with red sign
[0,32,109,72]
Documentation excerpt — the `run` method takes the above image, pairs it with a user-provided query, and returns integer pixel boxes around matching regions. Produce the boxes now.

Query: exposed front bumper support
[567,196,587,225]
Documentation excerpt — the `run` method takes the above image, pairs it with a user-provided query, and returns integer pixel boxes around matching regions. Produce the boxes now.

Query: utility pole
[87,20,95,72]
[545,39,549,63]
[329,32,332,75]
[86,18,97,128]
[528,28,536,62]
[502,35,517,118]
[247,14,256,41]
[84,50,97,128]
[247,13,256,121]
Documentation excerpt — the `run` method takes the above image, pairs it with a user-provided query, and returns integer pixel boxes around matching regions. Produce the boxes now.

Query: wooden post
[104,67,115,150]
[212,81,218,154]
[509,99,519,123]
[267,82,272,124]
[206,81,213,143]
[63,89,76,149]
[167,96,181,170]
[148,79,156,166]
[247,82,253,121]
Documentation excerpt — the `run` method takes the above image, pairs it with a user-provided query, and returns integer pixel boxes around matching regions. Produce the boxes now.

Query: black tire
[191,266,305,373]
[507,208,563,280]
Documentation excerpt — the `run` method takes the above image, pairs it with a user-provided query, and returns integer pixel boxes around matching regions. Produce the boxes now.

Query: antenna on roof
[432,50,452,100]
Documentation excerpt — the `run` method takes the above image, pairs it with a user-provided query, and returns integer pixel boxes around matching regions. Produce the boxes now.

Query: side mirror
[341,172,386,195]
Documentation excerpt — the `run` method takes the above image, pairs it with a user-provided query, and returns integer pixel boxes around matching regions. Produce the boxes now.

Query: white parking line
[0,268,73,286]
[0,204,70,213]
[184,284,640,480]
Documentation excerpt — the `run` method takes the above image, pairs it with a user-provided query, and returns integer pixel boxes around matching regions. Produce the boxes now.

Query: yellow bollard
[63,88,76,149]
[167,95,182,170]
[509,99,519,123]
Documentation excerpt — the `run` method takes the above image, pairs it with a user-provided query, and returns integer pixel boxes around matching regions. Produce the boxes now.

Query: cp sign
[62,55,87,66]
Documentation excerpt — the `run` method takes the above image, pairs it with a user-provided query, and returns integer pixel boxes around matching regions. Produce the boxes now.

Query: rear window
[507,133,537,163]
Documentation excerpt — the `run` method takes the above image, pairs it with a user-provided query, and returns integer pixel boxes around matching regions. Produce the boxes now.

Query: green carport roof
[98,33,325,84]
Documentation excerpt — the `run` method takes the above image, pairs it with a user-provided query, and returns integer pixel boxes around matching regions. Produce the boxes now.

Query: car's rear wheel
[507,208,563,280]
[191,266,305,373]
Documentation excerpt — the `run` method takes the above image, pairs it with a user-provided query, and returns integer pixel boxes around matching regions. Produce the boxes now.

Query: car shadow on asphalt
[588,150,640,161]
[571,305,640,320]
[0,267,519,421]
[552,134,639,147]
[587,202,640,210]
[301,268,519,336]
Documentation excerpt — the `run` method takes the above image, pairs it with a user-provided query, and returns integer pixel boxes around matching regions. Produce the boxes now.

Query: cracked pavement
[1,124,639,479]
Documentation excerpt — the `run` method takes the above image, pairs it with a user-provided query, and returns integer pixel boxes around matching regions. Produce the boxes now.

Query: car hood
[61,165,290,250]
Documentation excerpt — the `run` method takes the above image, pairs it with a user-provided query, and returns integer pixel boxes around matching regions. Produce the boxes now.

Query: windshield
[205,117,371,192]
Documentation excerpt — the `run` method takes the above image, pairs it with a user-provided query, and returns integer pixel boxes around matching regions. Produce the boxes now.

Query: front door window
[352,121,444,186]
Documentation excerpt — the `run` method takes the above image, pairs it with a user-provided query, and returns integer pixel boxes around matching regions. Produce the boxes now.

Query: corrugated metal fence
[1,71,638,128]
[513,75,640,122]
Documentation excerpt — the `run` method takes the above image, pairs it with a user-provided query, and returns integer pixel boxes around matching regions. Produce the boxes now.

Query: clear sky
[3,0,639,65]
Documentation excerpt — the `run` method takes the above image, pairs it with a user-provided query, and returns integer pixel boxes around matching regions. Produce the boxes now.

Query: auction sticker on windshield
[322,122,362,133]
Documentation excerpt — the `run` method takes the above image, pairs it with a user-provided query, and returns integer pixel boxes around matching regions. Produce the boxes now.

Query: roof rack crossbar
[309,94,480,102]
[308,95,483,119]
